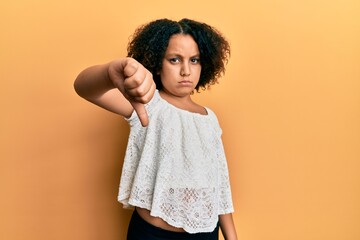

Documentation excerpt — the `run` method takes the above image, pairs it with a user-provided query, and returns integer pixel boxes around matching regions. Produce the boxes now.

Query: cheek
[163,66,178,76]
[159,67,175,83]
[194,66,202,76]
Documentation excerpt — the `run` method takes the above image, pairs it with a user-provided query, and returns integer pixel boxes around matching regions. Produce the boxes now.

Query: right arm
[73,58,156,126]
[219,213,238,240]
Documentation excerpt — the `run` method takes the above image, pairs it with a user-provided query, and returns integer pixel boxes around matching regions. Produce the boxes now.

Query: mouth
[179,80,192,83]
[178,80,193,86]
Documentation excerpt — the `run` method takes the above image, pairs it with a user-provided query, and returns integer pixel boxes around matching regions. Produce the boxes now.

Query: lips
[179,80,192,86]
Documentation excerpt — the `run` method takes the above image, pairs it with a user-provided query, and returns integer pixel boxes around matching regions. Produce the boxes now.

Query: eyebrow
[165,53,200,58]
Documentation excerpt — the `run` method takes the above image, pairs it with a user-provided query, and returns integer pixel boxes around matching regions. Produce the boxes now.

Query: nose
[180,62,190,76]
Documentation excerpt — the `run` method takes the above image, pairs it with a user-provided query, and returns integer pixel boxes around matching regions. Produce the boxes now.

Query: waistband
[129,209,219,239]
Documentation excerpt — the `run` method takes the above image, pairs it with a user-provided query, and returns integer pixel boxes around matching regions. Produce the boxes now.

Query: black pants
[127,210,219,240]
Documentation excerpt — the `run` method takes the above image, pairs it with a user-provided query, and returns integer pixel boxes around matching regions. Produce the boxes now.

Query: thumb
[130,101,149,127]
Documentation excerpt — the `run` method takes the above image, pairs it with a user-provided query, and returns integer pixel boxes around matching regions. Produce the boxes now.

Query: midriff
[136,207,186,232]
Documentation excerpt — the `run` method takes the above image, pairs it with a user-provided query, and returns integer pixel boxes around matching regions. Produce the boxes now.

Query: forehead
[165,34,199,55]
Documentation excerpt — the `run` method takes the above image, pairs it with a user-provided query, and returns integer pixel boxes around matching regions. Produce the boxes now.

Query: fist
[108,58,156,126]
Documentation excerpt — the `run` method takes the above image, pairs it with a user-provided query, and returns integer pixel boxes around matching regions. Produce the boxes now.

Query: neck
[159,90,196,108]
[159,90,207,115]
[159,90,193,103]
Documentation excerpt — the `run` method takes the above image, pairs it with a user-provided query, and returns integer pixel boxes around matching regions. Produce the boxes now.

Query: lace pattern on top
[118,91,234,233]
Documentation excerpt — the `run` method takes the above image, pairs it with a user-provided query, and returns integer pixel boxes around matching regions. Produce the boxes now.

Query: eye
[190,58,200,64]
[169,58,180,63]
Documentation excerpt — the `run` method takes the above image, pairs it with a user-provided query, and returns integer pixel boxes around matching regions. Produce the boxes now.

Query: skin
[158,34,206,115]
[74,33,237,240]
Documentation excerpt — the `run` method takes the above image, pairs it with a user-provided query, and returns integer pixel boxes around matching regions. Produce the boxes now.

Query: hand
[108,58,156,127]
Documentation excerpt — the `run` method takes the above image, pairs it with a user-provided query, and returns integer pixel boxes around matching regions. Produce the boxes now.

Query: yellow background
[1,0,359,239]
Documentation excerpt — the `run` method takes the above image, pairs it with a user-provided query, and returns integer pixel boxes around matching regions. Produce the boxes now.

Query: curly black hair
[127,18,230,91]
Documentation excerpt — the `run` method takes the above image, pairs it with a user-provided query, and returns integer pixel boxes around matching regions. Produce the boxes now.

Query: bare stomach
[136,207,186,232]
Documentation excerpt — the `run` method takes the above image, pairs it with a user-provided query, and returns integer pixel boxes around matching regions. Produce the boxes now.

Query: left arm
[219,213,238,240]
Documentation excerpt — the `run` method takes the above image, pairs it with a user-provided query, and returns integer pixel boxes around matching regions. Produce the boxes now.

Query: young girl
[74,18,237,240]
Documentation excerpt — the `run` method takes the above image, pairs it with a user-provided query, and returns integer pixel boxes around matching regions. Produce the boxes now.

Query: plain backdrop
[1,0,359,240]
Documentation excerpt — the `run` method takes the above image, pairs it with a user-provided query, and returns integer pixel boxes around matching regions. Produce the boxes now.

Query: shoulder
[205,107,223,135]
[205,107,219,121]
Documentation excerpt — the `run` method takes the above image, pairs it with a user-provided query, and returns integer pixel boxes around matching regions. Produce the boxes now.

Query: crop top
[117,90,234,233]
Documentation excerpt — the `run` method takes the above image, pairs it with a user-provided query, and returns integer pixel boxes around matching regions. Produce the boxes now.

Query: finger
[130,101,149,127]
[124,72,153,98]
[123,60,138,78]
[130,80,156,103]
[123,70,150,90]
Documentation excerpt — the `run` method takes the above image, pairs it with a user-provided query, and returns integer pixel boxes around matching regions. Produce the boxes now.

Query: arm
[219,213,238,240]
[73,57,156,126]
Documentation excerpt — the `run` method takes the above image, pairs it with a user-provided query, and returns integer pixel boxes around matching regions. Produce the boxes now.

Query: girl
[74,18,237,240]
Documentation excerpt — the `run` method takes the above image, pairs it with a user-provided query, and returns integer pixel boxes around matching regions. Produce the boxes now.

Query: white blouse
[118,90,234,233]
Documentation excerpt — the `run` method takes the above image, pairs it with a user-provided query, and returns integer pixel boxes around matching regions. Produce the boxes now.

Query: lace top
[118,90,234,233]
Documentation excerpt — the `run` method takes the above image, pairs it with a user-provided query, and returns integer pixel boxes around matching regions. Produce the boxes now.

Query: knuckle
[128,61,138,70]
[133,76,142,85]
[134,87,144,96]
[147,71,153,79]
[135,93,151,104]
[124,62,138,76]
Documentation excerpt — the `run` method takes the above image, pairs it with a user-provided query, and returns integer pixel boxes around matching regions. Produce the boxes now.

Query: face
[159,34,201,97]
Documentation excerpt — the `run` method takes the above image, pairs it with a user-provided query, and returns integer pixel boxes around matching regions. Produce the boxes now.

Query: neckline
[156,91,209,117]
